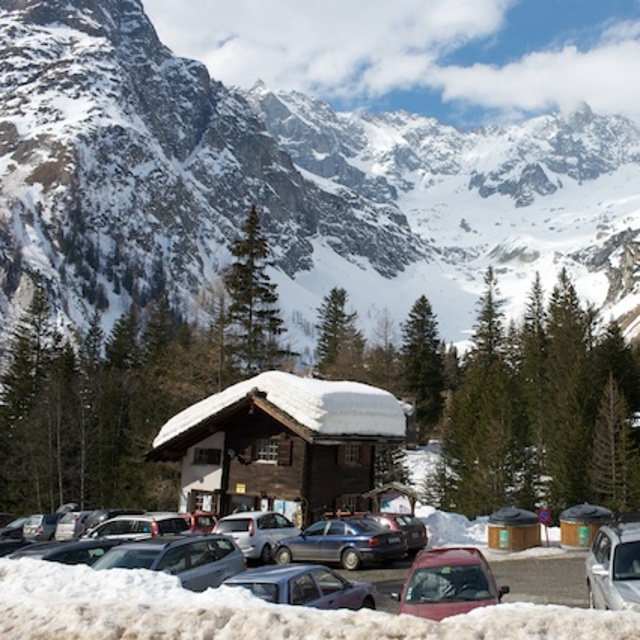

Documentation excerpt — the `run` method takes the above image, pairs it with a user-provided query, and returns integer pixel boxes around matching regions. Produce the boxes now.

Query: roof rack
[612,511,640,525]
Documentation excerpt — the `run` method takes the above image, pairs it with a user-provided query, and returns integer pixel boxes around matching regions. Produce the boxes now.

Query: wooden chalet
[146,371,407,527]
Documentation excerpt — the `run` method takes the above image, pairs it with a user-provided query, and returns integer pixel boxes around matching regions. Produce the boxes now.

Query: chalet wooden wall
[306,444,374,520]
[223,413,305,512]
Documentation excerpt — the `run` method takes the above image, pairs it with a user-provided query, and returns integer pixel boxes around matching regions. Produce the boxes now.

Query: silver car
[55,511,93,541]
[213,511,301,563]
[92,534,246,591]
[586,521,640,611]
[22,513,64,541]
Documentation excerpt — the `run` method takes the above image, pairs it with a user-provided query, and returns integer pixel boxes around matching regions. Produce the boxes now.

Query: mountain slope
[2,0,640,361]
[244,85,640,343]
[0,0,424,353]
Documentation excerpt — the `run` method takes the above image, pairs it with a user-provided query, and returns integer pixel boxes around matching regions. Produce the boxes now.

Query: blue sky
[144,0,640,128]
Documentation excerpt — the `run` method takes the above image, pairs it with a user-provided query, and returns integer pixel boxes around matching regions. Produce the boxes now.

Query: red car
[182,511,217,534]
[364,513,427,554]
[395,547,509,621]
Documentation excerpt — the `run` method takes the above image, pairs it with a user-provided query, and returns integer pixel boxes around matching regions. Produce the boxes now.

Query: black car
[0,516,29,540]
[0,537,33,557]
[8,538,126,565]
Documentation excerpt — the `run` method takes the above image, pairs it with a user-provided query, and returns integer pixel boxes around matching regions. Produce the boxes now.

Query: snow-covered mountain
[2,0,640,362]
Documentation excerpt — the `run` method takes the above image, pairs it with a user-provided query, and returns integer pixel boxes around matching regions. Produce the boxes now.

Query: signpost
[537,508,552,546]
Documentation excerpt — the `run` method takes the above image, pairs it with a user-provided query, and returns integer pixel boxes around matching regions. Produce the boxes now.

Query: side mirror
[499,585,510,600]
[390,592,401,602]
[591,563,608,577]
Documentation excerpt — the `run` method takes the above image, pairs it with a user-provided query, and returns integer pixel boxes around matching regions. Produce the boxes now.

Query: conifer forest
[2,208,640,521]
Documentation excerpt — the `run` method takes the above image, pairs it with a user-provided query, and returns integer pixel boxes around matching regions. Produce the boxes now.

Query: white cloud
[143,0,640,124]
[144,0,515,95]
[431,36,640,123]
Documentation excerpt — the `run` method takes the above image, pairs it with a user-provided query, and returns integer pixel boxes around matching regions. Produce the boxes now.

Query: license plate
[388,536,401,543]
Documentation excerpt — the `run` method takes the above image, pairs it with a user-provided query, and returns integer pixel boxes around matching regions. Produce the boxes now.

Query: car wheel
[341,548,361,571]
[588,583,595,609]
[275,547,292,564]
[260,544,272,564]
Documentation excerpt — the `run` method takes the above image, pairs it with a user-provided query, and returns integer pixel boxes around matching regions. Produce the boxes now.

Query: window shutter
[277,440,292,466]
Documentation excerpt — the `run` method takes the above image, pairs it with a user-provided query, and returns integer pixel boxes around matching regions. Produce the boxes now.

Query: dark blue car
[272,517,407,570]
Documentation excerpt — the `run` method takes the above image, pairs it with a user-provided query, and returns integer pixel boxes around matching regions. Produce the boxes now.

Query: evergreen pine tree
[223,205,287,376]
[76,311,106,508]
[363,308,402,394]
[100,308,143,506]
[588,373,640,511]
[315,287,364,379]
[0,286,57,511]
[400,295,444,441]
[515,273,550,507]
[543,268,596,510]
[441,267,522,516]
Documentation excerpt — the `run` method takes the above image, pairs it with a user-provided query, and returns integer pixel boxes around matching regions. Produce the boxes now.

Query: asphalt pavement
[337,549,589,615]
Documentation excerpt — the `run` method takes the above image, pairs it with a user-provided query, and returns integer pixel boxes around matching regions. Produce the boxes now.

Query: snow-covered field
[1,445,637,639]
[2,508,638,640]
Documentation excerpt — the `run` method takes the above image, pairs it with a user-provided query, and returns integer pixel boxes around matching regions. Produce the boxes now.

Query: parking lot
[337,549,590,614]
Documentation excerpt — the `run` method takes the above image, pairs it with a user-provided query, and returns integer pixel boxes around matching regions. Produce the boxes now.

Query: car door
[319,521,349,563]
[170,538,244,592]
[590,531,612,608]
[288,571,322,606]
[310,567,358,609]
[289,521,327,561]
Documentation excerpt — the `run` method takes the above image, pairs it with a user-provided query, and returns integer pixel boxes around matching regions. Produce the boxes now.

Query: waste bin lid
[559,503,613,523]
[488,506,539,526]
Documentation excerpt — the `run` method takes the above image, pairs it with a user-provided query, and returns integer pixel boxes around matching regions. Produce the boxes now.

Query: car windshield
[228,582,279,603]
[6,517,27,528]
[405,565,494,603]
[216,519,250,533]
[613,541,640,580]
[92,548,161,570]
[59,513,77,524]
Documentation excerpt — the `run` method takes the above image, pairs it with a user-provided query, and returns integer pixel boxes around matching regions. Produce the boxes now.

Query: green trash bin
[559,503,612,550]
[488,507,541,552]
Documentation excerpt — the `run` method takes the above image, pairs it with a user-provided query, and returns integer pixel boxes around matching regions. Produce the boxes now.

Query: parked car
[54,510,94,541]
[224,563,378,609]
[393,547,509,621]
[0,513,15,528]
[92,534,246,591]
[9,538,126,566]
[83,512,190,540]
[213,511,301,564]
[364,513,428,554]
[182,511,217,534]
[22,513,65,541]
[0,538,33,557]
[586,520,640,611]
[0,516,29,540]
[273,517,407,571]
[83,508,146,532]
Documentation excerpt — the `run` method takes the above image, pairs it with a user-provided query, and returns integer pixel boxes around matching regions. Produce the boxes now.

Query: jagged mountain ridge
[2,0,640,360]
[243,83,640,338]
[0,0,423,346]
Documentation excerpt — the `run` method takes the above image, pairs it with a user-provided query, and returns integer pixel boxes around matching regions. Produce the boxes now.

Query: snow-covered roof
[152,371,406,450]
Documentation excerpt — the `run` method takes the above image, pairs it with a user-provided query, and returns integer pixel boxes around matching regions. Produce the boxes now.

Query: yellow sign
[235,484,246,494]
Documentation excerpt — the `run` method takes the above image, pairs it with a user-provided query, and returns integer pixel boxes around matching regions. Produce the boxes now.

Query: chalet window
[254,438,292,465]
[193,448,222,466]
[338,494,359,513]
[255,438,279,463]
[339,443,362,467]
